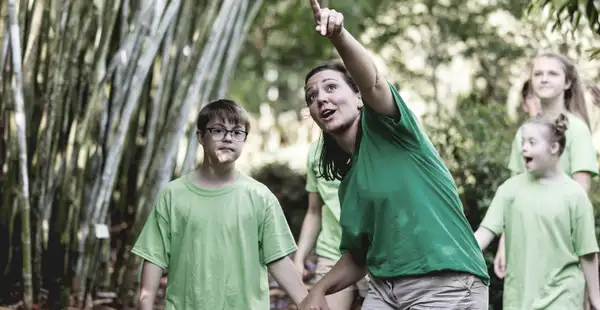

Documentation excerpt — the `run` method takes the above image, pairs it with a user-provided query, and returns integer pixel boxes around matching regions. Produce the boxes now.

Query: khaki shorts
[314,256,370,298]
[362,271,488,309]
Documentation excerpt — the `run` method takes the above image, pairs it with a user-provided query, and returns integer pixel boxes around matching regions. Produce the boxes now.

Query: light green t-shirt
[131,172,297,310]
[306,140,343,261]
[508,112,598,176]
[481,173,599,310]
[338,82,490,284]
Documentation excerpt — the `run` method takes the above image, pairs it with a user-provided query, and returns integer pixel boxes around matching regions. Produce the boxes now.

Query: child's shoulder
[561,177,589,198]
[235,172,278,201]
[159,175,192,195]
[566,112,589,132]
[500,173,530,189]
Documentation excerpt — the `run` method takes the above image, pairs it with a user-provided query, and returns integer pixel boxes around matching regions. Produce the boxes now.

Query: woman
[299,1,489,309]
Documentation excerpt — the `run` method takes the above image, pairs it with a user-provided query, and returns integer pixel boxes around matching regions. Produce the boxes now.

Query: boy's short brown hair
[196,99,251,133]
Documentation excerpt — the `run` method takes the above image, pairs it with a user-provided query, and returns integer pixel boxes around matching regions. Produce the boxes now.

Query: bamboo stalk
[75,1,182,303]
[135,20,174,190]
[7,0,33,308]
[180,0,242,174]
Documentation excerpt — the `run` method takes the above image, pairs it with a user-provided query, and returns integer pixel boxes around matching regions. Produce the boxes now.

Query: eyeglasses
[205,127,248,142]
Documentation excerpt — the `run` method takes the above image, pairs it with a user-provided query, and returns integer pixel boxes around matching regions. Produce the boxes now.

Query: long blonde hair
[533,52,589,127]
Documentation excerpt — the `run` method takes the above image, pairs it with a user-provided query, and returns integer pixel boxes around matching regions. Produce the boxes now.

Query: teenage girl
[493,52,599,279]
[475,114,600,309]
[299,1,489,309]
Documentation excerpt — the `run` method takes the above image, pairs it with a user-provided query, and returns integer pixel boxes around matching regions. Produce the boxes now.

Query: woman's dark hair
[305,62,361,181]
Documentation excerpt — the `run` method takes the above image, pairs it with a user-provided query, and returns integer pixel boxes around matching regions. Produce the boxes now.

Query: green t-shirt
[306,140,343,261]
[337,82,489,284]
[131,172,297,310]
[480,173,599,310]
[508,112,598,176]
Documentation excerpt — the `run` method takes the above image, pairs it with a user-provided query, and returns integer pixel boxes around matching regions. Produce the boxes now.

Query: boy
[132,99,307,309]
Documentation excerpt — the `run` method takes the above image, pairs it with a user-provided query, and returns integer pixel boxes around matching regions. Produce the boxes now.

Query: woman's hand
[310,0,344,38]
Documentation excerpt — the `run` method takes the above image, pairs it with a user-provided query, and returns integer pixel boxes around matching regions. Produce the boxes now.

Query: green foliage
[251,162,308,239]
[231,0,388,114]
[529,0,600,58]
[367,0,531,106]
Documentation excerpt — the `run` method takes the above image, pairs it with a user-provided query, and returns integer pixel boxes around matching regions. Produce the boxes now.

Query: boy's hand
[310,0,344,38]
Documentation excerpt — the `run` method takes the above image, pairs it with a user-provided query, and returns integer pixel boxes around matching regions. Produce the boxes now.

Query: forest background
[1,0,600,309]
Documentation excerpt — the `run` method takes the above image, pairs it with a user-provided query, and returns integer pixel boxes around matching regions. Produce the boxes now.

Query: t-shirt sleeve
[480,184,509,235]
[361,82,424,149]
[306,143,318,193]
[568,123,598,177]
[507,131,525,174]
[339,214,370,265]
[339,225,369,265]
[131,190,171,269]
[259,193,297,265]
[571,190,599,256]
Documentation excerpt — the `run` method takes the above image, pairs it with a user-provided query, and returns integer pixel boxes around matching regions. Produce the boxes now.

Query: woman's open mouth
[320,109,336,120]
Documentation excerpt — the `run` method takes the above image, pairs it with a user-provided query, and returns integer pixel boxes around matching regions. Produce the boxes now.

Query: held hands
[293,259,309,280]
[299,289,330,310]
[310,0,344,38]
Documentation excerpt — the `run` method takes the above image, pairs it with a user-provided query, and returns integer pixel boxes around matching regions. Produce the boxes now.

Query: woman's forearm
[330,30,395,116]
[330,29,381,94]
[312,252,368,296]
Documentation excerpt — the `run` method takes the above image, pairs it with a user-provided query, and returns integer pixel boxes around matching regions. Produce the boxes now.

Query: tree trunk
[8,0,34,308]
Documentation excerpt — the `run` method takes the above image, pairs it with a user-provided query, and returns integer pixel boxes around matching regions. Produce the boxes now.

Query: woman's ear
[357,94,364,109]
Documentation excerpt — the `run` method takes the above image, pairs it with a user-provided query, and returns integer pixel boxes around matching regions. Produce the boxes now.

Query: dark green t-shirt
[338,83,489,284]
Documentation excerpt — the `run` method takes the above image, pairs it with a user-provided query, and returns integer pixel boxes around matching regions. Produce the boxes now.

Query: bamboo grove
[0,0,263,309]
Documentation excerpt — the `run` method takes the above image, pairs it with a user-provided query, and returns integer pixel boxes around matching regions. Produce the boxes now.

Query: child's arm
[474,227,496,251]
[268,256,309,305]
[477,183,509,252]
[571,190,600,310]
[131,190,172,310]
[139,261,164,310]
[293,192,323,274]
[580,253,600,309]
